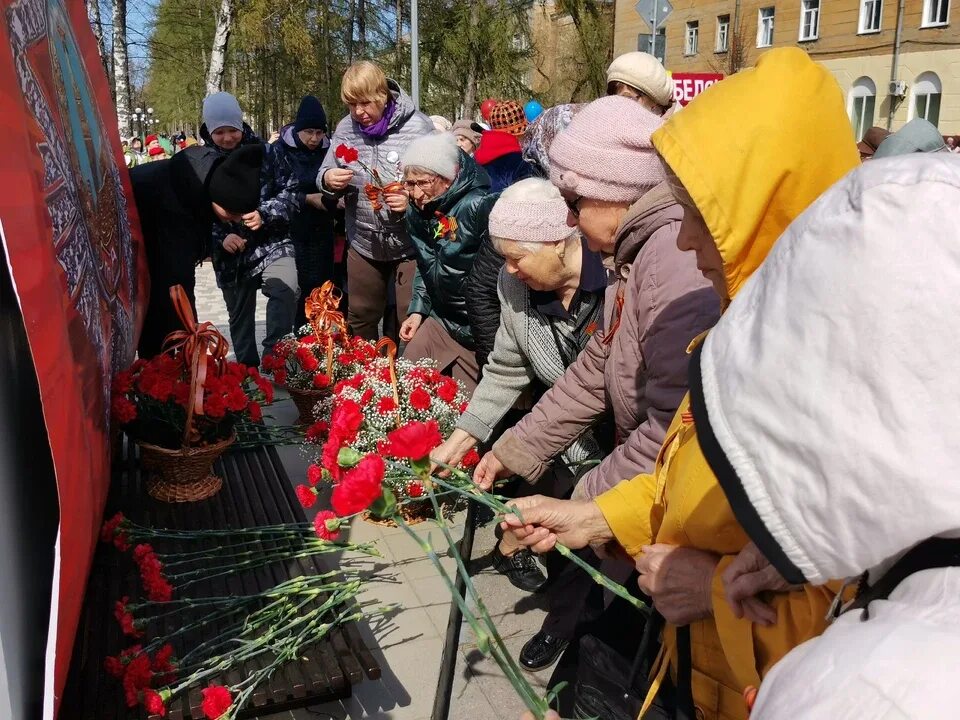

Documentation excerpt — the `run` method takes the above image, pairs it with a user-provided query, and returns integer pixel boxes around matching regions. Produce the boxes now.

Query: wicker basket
[138,433,235,503]
[287,386,329,425]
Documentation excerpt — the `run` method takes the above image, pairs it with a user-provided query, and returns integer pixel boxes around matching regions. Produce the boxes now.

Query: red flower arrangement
[111,356,271,450]
[333,143,403,212]
[201,684,233,720]
[262,331,376,392]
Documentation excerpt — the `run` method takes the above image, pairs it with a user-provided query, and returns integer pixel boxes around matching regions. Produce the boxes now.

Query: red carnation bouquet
[261,331,376,392]
[111,355,272,450]
[333,143,404,212]
[298,356,474,515]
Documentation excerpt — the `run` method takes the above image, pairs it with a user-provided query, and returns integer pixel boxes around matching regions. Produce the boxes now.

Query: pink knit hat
[489,196,575,244]
[548,95,667,202]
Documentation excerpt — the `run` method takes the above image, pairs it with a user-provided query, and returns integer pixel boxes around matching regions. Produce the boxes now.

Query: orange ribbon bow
[304,281,348,378]
[161,285,229,446]
[375,337,401,427]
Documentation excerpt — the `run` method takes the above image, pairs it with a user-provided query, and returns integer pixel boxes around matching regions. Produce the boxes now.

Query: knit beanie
[607,52,675,108]
[293,95,328,133]
[548,95,666,202]
[489,179,576,244]
[430,115,453,133]
[474,130,522,165]
[207,143,264,213]
[401,132,460,180]
[203,91,244,133]
[489,101,528,138]
[452,119,481,147]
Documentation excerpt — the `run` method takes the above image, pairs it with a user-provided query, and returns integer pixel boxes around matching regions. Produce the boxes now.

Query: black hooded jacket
[131,146,221,355]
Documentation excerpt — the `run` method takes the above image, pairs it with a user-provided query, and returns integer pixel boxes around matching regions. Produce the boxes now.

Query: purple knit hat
[548,95,667,202]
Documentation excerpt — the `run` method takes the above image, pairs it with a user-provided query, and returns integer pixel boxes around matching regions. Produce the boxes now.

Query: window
[859,0,882,32]
[637,28,666,63]
[922,0,949,26]
[911,72,942,126]
[686,20,700,55]
[799,0,820,40]
[757,7,775,47]
[849,77,877,141]
[716,15,730,52]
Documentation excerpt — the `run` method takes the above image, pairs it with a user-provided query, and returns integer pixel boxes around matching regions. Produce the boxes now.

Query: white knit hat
[203,91,244,132]
[607,52,674,108]
[401,132,461,180]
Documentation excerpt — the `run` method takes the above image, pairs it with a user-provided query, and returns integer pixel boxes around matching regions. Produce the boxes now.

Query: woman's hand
[242,210,263,231]
[500,496,613,553]
[383,189,409,213]
[721,542,796,626]
[221,233,246,254]
[473,451,510,491]
[305,193,327,211]
[430,429,477,476]
[323,168,354,191]
[636,544,720,626]
[399,313,423,342]
[521,712,560,720]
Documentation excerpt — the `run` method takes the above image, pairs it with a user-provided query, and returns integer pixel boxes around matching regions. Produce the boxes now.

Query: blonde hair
[341,61,390,105]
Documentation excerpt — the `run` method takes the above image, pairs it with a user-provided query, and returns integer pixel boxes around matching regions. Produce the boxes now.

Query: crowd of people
[128,46,960,720]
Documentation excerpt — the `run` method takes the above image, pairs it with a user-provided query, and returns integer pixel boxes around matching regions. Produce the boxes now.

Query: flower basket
[139,432,236,503]
[286,385,330,425]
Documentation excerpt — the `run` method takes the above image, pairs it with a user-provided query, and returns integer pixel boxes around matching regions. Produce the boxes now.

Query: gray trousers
[221,255,300,367]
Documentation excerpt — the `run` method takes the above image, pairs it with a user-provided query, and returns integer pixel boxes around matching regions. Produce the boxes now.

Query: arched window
[911,72,942,127]
[849,77,877,141]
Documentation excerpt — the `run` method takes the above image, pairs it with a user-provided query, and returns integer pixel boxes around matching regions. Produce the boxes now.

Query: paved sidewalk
[192,265,552,720]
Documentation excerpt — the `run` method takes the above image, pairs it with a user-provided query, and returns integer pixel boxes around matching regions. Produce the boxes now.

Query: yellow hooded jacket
[593,48,861,720]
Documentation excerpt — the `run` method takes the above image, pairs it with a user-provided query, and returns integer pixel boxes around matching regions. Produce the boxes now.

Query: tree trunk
[462,2,480,113]
[322,2,333,104]
[87,0,112,96]
[357,0,367,58]
[346,0,356,65]
[111,0,131,136]
[394,0,402,79]
[205,0,234,96]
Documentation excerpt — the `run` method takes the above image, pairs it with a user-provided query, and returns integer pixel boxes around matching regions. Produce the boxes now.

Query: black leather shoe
[492,544,547,593]
[519,631,569,671]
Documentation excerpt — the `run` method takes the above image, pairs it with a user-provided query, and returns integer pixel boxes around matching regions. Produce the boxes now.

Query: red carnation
[203,393,227,420]
[331,399,364,442]
[335,143,359,164]
[104,655,124,678]
[305,421,329,442]
[274,369,288,385]
[122,653,152,707]
[382,420,442,461]
[313,373,331,389]
[143,689,166,716]
[313,510,342,541]
[331,455,386,516]
[407,482,424,498]
[114,596,142,637]
[321,434,344,481]
[302,334,319,345]
[101,512,131,551]
[296,346,320,373]
[307,463,323,486]
[461,448,481,468]
[296,484,318,509]
[376,396,397,415]
[247,401,263,422]
[113,370,134,394]
[436,378,459,404]
[360,388,375,405]
[111,396,138,424]
[409,387,432,411]
[201,684,233,720]
[172,382,191,408]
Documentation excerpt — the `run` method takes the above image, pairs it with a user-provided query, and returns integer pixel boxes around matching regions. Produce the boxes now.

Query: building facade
[614,0,960,134]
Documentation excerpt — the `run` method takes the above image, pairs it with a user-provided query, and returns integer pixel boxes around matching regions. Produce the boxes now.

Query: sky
[98,0,157,86]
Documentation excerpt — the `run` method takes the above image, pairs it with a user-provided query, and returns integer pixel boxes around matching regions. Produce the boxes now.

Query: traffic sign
[634,0,673,31]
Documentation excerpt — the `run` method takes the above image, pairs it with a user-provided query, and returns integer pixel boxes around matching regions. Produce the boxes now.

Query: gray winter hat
[203,91,244,132]
[401,132,461,180]
[873,118,948,159]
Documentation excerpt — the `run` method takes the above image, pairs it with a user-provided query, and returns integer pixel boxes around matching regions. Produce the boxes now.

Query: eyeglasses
[564,195,583,218]
[402,177,438,191]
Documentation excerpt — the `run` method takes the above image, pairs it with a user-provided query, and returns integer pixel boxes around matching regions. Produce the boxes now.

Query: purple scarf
[358,98,396,139]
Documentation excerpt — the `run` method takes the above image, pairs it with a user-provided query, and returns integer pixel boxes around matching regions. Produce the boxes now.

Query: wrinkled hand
[499,495,612,554]
[383,189,409,213]
[520,712,560,720]
[221,233,246,254]
[722,542,796,626]
[242,210,263,231]
[473,451,510,491]
[324,168,354,191]
[399,313,423,342]
[636,544,720,626]
[430,429,476,477]
[268,130,280,143]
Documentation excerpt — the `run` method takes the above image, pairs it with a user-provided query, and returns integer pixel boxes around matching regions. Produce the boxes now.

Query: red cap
[145,134,159,145]
[473,130,522,165]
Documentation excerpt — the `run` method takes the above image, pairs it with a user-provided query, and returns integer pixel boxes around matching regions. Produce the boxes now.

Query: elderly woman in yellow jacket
[508,48,860,720]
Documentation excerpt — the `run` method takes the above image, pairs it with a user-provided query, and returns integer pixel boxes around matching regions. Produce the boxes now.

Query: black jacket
[405,151,498,350]
[464,236,505,369]
[131,148,219,356]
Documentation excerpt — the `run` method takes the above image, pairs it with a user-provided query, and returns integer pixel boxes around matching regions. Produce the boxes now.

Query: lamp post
[133,106,143,139]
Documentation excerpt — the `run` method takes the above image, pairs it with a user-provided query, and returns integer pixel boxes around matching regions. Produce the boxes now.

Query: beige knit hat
[606,52,674,108]
[548,95,667,203]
